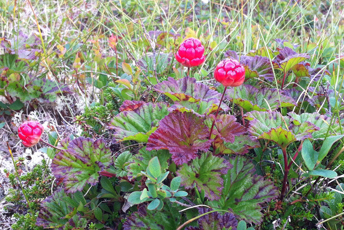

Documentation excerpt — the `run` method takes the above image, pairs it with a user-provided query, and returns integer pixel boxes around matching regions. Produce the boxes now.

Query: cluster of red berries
[175,37,245,87]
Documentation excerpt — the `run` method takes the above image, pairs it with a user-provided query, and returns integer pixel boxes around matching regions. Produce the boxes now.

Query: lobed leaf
[289,112,342,140]
[208,156,278,224]
[169,100,229,116]
[119,100,146,112]
[36,189,88,229]
[245,111,318,148]
[109,102,169,142]
[185,207,238,230]
[177,153,231,200]
[154,77,221,103]
[240,55,274,81]
[214,135,260,155]
[123,203,182,230]
[147,111,212,165]
[273,47,309,73]
[227,85,296,112]
[211,114,246,143]
[51,137,112,193]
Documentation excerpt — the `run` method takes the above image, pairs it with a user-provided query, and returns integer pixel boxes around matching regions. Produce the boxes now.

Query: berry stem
[40,139,65,152]
[187,67,190,77]
[209,86,228,140]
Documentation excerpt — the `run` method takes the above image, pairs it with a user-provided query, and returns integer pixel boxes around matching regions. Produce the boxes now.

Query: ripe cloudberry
[18,121,44,147]
[214,59,245,87]
[175,38,205,67]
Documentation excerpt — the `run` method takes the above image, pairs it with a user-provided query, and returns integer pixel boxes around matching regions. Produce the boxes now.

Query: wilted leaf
[226,85,296,112]
[147,111,212,165]
[208,156,278,224]
[109,102,169,142]
[51,137,112,193]
[154,77,221,103]
[177,153,231,200]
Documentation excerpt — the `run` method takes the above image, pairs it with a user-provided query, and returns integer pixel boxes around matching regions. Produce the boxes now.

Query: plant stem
[187,67,190,77]
[281,71,287,89]
[6,142,30,207]
[209,86,228,139]
[240,106,245,126]
[115,46,118,77]
[280,147,289,200]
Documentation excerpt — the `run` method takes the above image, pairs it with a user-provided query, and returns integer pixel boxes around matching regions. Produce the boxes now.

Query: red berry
[18,121,44,147]
[175,38,205,67]
[214,59,245,87]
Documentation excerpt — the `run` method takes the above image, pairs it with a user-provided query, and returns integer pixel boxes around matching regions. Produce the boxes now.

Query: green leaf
[177,153,230,200]
[305,169,337,178]
[140,188,149,200]
[318,135,344,162]
[128,147,171,179]
[174,191,188,197]
[301,139,318,170]
[100,176,117,195]
[109,102,169,142]
[147,199,160,210]
[237,220,247,230]
[48,131,58,146]
[0,122,5,129]
[8,99,24,110]
[170,177,181,191]
[148,157,161,178]
[209,156,279,224]
[94,207,102,221]
[156,171,169,184]
[113,151,133,177]
[128,191,144,204]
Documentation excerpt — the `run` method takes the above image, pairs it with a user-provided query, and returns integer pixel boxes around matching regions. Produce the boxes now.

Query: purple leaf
[177,153,232,200]
[147,111,212,165]
[273,47,309,72]
[211,114,246,143]
[51,137,112,193]
[119,100,146,112]
[240,55,274,81]
[123,203,182,230]
[186,207,238,230]
[224,50,239,60]
[154,77,221,103]
[169,100,229,116]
